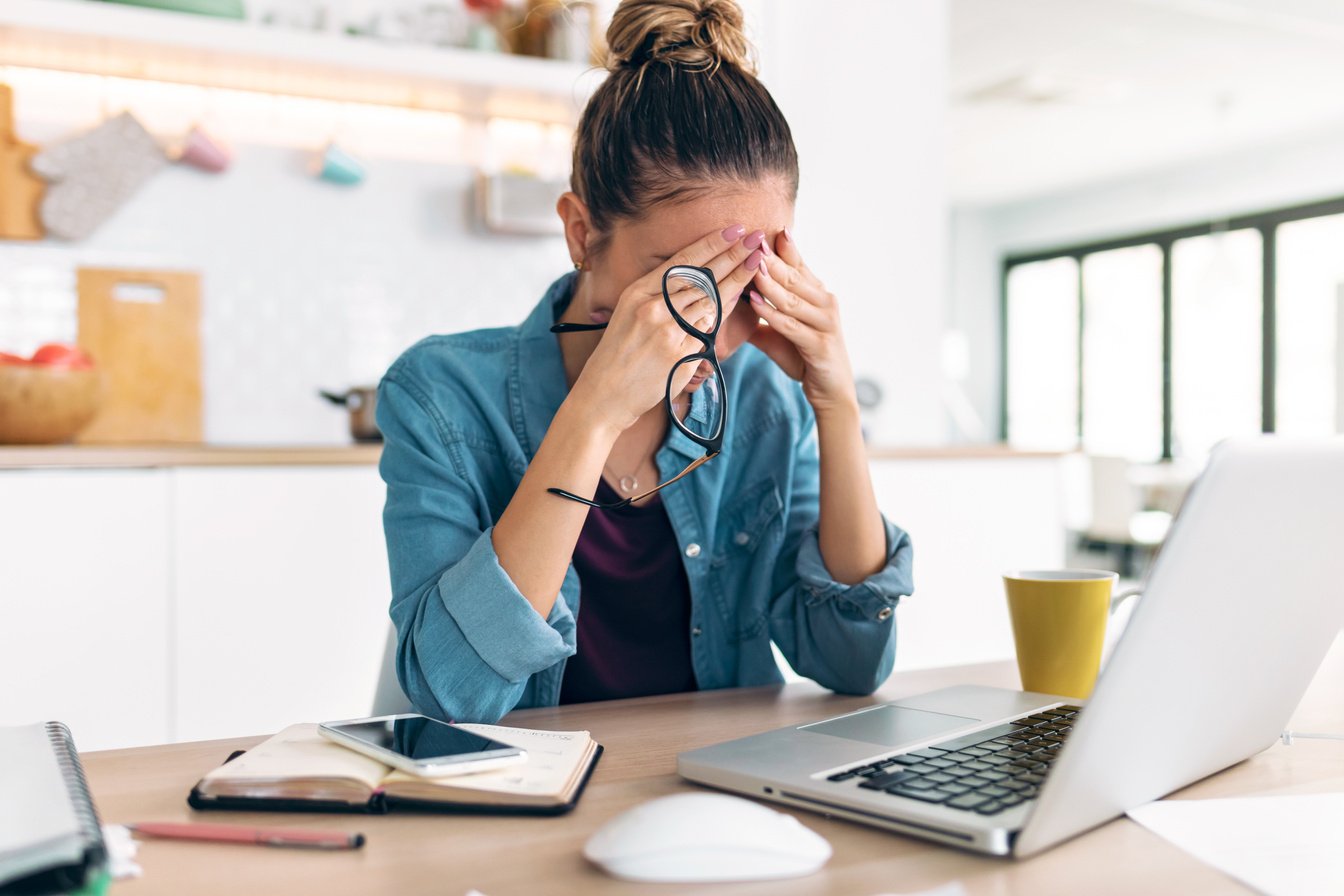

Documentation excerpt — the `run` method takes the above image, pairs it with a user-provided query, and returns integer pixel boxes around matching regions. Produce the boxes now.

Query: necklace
[605,467,641,495]
[605,420,668,496]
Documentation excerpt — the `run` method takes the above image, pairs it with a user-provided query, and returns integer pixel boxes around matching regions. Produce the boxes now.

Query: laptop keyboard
[824,705,1082,816]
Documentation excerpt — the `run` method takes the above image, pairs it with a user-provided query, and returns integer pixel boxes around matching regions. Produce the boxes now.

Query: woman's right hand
[569,225,765,433]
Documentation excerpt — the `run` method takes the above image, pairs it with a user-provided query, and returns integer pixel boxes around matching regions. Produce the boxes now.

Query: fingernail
[758,256,769,278]
[782,226,793,243]
[743,229,765,250]
[749,290,764,305]
[722,224,746,241]
[746,248,764,271]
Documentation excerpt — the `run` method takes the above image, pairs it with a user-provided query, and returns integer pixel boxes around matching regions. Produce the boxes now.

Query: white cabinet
[0,462,392,750]
[171,467,391,742]
[871,456,1067,671]
[0,453,1066,749]
[0,470,171,751]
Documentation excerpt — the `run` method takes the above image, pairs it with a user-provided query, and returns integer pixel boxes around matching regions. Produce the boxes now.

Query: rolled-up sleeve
[377,372,575,724]
[768,403,914,696]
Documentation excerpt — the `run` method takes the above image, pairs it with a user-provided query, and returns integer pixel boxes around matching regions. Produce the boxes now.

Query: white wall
[951,122,1344,435]
[0,81,573,443]
[752,0,950,445]
[0,1,953,446]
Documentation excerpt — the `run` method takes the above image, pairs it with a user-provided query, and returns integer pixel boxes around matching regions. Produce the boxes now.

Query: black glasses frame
[547,264,726,510]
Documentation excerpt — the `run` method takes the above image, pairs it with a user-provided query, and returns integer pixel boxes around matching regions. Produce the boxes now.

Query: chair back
[371,625,414,716]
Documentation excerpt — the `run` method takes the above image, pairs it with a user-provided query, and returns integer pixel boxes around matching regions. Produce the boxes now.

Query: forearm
[493,398,619,618]
[815,401,887,585]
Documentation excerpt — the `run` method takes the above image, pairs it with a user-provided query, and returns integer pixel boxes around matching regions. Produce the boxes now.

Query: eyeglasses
[548,264,726,510]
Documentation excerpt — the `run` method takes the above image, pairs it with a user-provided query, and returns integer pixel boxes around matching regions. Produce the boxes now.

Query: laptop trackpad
[801,705,978,747]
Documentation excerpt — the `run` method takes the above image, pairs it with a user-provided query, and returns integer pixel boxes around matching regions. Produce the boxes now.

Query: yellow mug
[1003,570,1141,700]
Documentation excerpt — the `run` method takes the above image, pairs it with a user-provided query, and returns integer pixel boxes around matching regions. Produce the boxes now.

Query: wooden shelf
[0,442,1063,470]
[0,443,382,469]
[0,0,603,124]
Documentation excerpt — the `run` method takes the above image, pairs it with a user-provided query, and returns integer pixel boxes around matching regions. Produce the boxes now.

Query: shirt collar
[513,272,578,459]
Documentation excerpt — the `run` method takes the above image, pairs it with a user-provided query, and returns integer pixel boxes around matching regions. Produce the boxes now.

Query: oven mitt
[30,112,167,240]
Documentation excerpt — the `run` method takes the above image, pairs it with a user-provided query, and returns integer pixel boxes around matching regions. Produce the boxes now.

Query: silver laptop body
[678,436,1344,856]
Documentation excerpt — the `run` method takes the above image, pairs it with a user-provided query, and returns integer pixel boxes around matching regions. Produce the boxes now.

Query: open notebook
[189,723,602,816]
[0,722,106,893]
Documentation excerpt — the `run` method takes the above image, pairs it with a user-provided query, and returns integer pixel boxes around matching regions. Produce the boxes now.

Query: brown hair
[572,0,799,254]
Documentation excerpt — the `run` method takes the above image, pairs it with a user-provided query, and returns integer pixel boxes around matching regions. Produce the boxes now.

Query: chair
[371,625,414,716]
[1079,455,1172,577]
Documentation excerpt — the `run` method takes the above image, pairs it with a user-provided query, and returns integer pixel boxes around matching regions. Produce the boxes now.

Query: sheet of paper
[1127,793,1344,895]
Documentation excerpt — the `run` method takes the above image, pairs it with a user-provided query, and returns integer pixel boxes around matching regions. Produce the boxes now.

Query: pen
[127,822,365,850]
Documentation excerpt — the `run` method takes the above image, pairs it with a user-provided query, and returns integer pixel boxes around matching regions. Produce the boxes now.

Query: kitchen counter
[0,442,1061,469]
[866,444,1064,460]
[0,444,383,469]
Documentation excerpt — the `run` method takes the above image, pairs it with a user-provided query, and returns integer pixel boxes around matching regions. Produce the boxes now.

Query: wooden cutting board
[77,267,203,443]
[0,83,45,240]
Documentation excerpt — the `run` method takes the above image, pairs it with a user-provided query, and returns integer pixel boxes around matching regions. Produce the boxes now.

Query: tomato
[29,343,94,370]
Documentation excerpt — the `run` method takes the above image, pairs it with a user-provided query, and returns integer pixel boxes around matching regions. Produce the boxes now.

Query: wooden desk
[86,639,1344,895]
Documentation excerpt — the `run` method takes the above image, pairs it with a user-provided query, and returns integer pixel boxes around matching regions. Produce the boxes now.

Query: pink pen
[128,822,365,850]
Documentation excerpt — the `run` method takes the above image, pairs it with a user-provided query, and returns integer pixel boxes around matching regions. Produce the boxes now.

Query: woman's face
[573,179,794,364]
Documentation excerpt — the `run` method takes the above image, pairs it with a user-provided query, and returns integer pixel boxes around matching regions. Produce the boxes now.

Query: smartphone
[318,713,526,778]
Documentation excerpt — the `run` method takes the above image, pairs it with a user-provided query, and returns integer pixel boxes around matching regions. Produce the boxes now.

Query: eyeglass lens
[664,269,724,444]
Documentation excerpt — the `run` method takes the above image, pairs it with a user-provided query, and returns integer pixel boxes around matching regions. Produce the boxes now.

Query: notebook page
[199,723,388,791]
[382,725,592,796]
[0,724,82,883]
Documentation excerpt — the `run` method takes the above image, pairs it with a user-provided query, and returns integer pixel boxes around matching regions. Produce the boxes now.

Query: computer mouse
[583,792,832,883]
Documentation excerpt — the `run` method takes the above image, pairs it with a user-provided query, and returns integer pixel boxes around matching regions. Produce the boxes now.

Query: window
[1005,257,1079,449]
[1170,229,1263,458]
[1081,245,1163,460]
[1001,196,1344,459]
[1276,213,1344,437]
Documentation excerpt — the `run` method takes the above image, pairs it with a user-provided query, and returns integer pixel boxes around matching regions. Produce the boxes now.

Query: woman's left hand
[743,229,859,416]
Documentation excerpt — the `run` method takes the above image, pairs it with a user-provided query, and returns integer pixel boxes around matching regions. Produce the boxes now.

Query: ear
[556,191,594,267]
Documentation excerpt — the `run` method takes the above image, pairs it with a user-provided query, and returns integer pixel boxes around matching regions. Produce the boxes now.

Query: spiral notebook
[0,722,107,894]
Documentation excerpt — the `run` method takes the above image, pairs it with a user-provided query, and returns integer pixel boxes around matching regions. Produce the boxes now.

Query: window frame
[998,195,1344,459]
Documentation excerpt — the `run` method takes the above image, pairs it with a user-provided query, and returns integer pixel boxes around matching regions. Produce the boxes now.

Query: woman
[378,0,913,724]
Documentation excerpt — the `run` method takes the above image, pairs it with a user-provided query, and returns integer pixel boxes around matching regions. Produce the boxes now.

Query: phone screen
[328,716,516,763]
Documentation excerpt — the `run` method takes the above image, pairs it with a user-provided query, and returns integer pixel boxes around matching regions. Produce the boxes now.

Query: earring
[573,260,584,271]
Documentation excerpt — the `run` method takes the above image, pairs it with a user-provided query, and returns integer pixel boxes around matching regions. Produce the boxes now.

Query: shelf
[0,0,603,124]
[0,443,382,469]
[0,442,1065,470]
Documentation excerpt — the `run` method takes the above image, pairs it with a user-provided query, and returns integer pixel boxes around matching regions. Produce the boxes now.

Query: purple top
[558,477,698,704]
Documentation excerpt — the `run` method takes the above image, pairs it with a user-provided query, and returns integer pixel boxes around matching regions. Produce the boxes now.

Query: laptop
[678,436,1344,857]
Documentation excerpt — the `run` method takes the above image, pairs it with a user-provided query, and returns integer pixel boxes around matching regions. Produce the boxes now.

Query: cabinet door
[0,470,171,750]
[869,457,1067,671]
[172,466,391,742]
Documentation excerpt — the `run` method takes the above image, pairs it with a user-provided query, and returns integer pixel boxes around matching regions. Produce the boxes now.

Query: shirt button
[692,626,703,637]
[685,543,701,558]
[876,606,894,622]
[734,531,750,546]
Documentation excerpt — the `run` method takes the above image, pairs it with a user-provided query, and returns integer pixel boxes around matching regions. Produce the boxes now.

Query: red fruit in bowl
[29,343,94,370]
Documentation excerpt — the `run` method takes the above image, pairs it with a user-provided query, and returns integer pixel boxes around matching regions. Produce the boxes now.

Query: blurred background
[2,0,1342,749]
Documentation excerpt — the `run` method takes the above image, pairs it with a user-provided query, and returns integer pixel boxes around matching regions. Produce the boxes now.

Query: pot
[320,386,381,443]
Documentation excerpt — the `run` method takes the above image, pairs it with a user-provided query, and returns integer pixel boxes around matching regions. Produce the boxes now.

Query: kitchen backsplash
[0,145,569,444]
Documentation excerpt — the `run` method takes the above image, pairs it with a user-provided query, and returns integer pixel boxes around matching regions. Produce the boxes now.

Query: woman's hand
[570,226,759,434]
[745,229,859,417]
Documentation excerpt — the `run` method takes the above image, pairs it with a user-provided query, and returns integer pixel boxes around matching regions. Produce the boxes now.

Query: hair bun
[605,0,754,75]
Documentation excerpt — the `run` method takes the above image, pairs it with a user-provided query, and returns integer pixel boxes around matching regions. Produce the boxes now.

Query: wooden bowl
[0,364,103,444]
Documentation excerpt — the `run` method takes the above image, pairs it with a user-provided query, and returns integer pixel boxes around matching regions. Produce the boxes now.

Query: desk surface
[87,639,1344,895]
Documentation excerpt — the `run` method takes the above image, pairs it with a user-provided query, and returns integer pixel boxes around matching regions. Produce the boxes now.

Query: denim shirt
[376,272,915,724]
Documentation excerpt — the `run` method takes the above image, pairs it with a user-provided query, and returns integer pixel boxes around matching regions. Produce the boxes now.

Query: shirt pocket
[710,477,785,639]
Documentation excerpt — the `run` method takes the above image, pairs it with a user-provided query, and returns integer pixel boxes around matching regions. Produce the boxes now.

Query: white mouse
[583,792,832,883]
